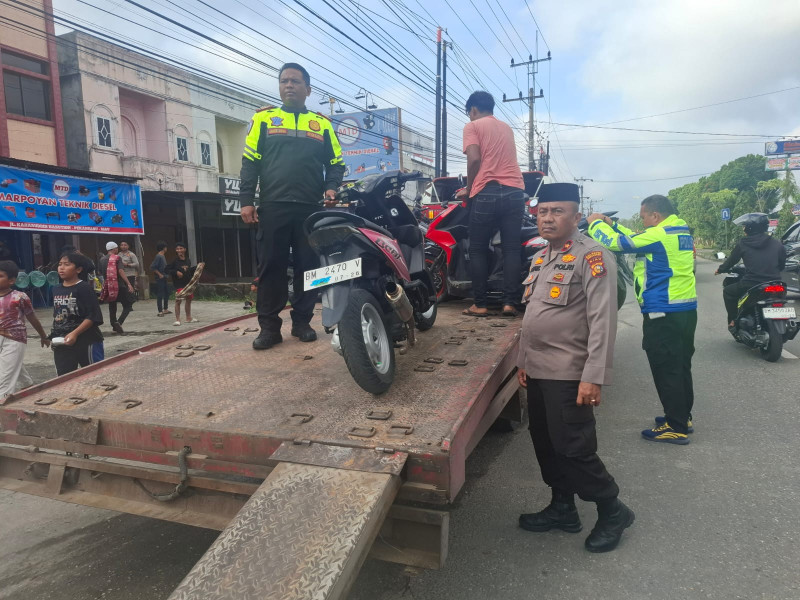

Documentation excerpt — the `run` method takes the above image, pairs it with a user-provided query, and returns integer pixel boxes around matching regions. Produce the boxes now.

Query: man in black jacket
[239,63,346,350]
[716,213,786,326]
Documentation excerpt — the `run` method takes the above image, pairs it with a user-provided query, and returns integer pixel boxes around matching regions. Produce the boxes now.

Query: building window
[176,137,188,162]
[3,72,51,120]
[97,117,112,147]
[200,141,211,166]
[2,51,48,74]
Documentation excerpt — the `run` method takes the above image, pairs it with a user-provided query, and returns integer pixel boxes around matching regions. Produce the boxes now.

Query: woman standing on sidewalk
[150,241,171,317]
[99,242,134,334]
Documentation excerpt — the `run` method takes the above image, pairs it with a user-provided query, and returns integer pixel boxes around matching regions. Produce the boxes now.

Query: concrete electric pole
[574,177,593,214]
[503,44,551,172]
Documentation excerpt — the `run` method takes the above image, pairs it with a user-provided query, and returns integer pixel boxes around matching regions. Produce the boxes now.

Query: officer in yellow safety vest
[239,63,346,351]
[587,194,697,445]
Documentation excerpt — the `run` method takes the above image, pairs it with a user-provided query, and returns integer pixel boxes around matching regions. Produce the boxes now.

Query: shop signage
[222,197,241,216]
[765,156,800,171]
[333,108,402,178]
[0,164,143,234]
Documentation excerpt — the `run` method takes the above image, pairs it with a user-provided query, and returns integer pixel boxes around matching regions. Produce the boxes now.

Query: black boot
[519,489,582,533]
[252,330,283,350]
[584,498,635,553]
[290,322,317,342]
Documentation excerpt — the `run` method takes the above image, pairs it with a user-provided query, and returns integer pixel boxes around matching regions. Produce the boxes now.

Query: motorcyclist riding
[715,213,786,327]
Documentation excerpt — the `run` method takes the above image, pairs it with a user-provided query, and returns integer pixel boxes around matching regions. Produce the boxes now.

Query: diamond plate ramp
[169,455,406,600]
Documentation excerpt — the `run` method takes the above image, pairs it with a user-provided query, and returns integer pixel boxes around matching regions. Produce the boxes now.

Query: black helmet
[733,212,769,236]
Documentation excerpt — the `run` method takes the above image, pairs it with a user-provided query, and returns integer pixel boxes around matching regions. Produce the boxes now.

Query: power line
[493,0,534,57]
[523,0,550,51]
[592,173,714,183]
[523,121,790,138]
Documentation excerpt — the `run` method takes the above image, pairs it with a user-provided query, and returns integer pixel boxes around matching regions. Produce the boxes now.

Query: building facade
[56,31,264,281]
[0,0,72,269]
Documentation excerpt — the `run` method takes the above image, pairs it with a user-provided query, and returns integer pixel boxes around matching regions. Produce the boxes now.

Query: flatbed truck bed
[0,302,523,599]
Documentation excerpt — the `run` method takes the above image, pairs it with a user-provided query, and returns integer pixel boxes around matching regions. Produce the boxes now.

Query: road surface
[1,259,799,600]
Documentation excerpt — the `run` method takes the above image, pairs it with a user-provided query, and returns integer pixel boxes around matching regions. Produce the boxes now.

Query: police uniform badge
[560,240,573,252]
[562,254,576,263]
[309,120,321,132]
[270,116,284,127]
[549,286,562,299]
[585,250,607,278]
[552,272,565,282]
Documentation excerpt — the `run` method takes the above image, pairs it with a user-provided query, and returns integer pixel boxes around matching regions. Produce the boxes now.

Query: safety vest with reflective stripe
[588,214,697,313]
[239,106,345,207]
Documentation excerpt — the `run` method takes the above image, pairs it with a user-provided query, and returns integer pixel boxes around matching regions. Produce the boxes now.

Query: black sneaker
[111,322,124,334]
[252,331,282,350]
[290,323,318,342]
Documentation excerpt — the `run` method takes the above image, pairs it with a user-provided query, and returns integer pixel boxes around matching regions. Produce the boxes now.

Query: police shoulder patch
[315,111,331,121]
[585,249,607,278]
[256,105,276,113]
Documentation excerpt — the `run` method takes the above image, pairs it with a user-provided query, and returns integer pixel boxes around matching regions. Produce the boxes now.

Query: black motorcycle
[304,170,437,395]
[720,264,799,361]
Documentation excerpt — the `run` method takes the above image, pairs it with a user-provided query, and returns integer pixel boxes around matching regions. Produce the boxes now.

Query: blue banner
[765,140,800,156]
[332,108,401,178]
[0,164,143,234]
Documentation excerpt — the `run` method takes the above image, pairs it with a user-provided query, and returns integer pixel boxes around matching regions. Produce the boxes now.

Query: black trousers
[527,378,619,502]
[723,280,750,324]
[256,202,319,333]
[108,284,133,325]
[53,339,104,375]
[642,310,697,433]
[468,184,526,307]
[155,277,170,313]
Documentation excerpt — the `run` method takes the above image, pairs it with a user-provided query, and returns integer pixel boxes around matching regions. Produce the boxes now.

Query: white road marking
[781,349,798,360]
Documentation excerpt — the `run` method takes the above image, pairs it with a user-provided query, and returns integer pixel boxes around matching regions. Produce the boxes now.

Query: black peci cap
[537,182,580,203]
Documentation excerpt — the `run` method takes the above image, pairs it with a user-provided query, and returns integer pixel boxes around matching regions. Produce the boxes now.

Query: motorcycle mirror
[529,198,538,208]
[716,252,726,260]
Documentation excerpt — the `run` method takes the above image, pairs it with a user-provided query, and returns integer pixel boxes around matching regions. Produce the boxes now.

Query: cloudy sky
[53,0,800,218]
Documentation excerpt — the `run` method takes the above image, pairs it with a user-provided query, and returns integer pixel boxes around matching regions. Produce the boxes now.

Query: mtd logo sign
[52,179,70,197]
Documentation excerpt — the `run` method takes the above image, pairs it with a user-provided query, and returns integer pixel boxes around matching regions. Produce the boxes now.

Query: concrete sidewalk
[21,299,252,389]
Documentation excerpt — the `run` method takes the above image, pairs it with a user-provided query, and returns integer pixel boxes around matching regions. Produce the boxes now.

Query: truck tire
[760,319,783,362]
[339,289,395,394]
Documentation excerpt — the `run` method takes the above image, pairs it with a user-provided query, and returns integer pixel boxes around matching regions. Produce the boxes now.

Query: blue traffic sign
[721,208,731,221]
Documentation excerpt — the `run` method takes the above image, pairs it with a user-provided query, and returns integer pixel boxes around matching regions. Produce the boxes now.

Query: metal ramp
[169,443,407,600]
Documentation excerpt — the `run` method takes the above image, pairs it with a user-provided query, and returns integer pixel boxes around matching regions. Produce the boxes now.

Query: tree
[754,179,782,212]
[776,169,799,237]
[619,211,643,231]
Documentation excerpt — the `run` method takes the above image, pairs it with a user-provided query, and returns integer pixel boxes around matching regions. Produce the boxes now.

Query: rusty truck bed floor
[5,304,519,454]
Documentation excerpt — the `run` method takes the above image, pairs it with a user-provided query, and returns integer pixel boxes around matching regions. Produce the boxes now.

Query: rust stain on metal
[270,441,407,476]
[16,412,100,444]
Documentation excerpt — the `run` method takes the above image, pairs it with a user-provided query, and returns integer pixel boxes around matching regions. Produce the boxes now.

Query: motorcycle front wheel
[760,319,783,362]
[339,289,396,394]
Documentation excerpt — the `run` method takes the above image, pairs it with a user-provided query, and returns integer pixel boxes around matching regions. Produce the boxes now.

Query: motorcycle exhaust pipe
[385,282,416,349]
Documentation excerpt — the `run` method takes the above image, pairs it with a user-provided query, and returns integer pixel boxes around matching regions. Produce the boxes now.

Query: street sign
[721,208,731,221]
[765,140,800,156]
[766,157,789,171]
[792,204,800,216]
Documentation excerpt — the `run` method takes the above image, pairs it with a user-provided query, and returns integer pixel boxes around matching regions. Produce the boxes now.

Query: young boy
[51,253,105,375]
[167,242,197,326]
[0,261,49,399]
[150,241,171,317]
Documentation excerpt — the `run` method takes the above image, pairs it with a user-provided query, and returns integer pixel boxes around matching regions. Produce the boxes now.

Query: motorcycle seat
[305,210,393,239]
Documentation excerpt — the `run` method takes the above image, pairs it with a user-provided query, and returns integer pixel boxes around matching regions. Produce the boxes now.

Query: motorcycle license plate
[303,258,362,291]
[762,306,796,319]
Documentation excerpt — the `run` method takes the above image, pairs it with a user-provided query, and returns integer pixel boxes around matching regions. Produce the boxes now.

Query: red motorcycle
[304,170,438,394]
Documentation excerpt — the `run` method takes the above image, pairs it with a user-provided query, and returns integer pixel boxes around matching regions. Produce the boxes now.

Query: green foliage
[619,211,643,231]
[668,154,778,249]
[776,170,799,237]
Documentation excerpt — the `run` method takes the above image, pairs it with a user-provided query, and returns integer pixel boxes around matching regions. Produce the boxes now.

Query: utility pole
[503,39,551,172]
[441,40,447,176]
[435,27,442,178]
[574,177,593,214]
[318,97,344,116]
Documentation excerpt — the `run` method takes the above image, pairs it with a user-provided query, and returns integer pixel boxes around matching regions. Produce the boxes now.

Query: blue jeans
[468,183,526,307]
[155,277,169,313]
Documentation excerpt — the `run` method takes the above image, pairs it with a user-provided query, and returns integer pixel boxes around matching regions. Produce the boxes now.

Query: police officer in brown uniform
[516,182,634,553]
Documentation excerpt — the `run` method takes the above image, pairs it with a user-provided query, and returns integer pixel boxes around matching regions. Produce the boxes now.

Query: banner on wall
[332,108,402,178]
[0,164,144,234]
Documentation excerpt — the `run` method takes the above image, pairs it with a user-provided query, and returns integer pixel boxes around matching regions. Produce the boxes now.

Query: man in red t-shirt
[459,91,526,316]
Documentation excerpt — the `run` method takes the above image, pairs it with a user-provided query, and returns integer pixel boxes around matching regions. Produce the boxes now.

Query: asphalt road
[2,259,799,600]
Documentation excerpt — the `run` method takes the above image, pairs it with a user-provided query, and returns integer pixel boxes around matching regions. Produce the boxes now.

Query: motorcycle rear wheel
[339,289,396,394]
[760,319,783,362]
